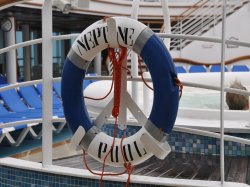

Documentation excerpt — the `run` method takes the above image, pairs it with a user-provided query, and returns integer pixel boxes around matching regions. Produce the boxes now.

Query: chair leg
[14,127,31,146]
[0,134,5,144]
[5,133,16,145]
[29,128,42,139]
[53,122,66,133]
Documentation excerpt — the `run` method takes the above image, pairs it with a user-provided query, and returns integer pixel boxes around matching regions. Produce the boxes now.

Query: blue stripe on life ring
[61,59,92,133]
[140,35,179,134]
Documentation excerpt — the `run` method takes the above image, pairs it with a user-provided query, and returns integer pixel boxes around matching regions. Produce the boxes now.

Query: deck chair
[53,82,61,98]
[36,83,62,109]
[0,96,41,146]
[19,85,64,118]
[176,66,186,73]
[231,65,249,72]
[0,87,43,119]
[210,65,228,72]
[19,85,42,109]
[53,79,95,99]
[0,102,29,123]
[0,122,41,146]
[189,65,207,73]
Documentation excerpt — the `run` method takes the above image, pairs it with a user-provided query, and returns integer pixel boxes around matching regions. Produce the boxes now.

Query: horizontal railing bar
[1,76,249,96]
[0,34,78,55]
[52,34,79,41]
[174,126,250,146]
[0,38,42,55]
[1,116,250,146]
[158,33,250,48]
[0,80,42,92]
[1,33,250,55]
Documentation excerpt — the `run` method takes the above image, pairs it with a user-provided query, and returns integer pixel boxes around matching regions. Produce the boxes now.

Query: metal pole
[131,0,140,105]
[143,72,151,115]
[42,0,53,167]
[160,0,171,50]
[220,0,227,184]
[5,17,17,84]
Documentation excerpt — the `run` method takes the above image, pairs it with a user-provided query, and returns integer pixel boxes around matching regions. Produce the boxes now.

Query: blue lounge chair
[19,85,43,109]
[53,79,96,99]
[19,85,64,117]
[0,85,65,146]
[53,82,61,98]
[210,65,228,72]
[176,66,186,73]
[36,83,62,108]
[0,87,44,122]
[231,65,249,72]
[189,65,207,73]
[0,74,6,84]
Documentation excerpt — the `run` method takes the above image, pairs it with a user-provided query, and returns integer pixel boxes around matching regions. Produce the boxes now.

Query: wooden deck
[53,152,250,185]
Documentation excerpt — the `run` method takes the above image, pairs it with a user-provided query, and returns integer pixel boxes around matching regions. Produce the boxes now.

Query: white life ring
[61,17,179,167]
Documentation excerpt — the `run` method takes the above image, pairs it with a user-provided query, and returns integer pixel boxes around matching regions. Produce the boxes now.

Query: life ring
[61,17,179,167]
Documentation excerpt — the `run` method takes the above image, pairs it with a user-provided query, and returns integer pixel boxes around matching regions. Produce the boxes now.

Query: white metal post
[42,0,53,167]
[5,17,17,84]
[220,0,227,184]
[160,0,171,50]
[143,72,151,116]
[131,0,140,105]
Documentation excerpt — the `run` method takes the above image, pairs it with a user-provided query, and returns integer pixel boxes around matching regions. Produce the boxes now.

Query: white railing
[0,0,250,186]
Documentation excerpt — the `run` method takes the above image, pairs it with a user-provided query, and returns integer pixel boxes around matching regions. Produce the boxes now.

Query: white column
[42,0,53,167]
[22,24,31,81]
[131,0,140,104]
[94,52,102,75]
[160,0,171,50]
[5,17,17,84]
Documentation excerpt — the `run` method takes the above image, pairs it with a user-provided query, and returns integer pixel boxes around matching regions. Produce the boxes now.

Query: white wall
[171,3,250,63]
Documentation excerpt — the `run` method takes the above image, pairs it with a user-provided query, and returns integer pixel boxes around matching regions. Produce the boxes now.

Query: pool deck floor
[53,152,250,185]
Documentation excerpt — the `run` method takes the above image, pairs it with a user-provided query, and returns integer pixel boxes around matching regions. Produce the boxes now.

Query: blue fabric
[176,66,186,73]
[0,74,6,84]
[53,82,61,98]
[19,85,42,109]
[140,35,179,134]
[0,88,30,112]
[36,83,62,108]
[210,65,228,72]
[0,102,9,116]
[189,65,207,73]
[83,80,92,90]
[61,59,92,133]
[231,65,249,72]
